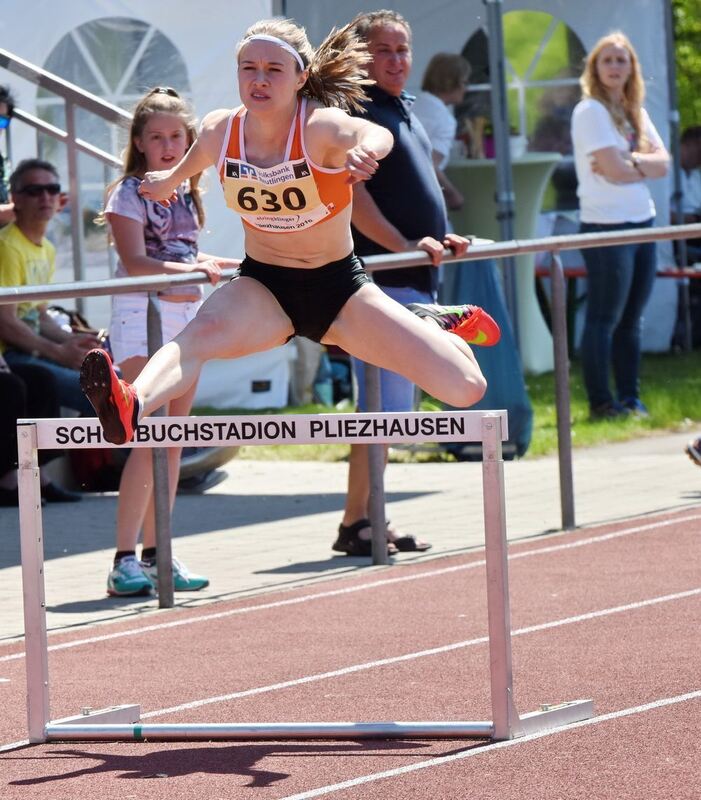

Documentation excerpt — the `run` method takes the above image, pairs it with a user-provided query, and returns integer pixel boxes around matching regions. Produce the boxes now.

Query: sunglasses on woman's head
[152,87,179,97]
[16,183,61,197]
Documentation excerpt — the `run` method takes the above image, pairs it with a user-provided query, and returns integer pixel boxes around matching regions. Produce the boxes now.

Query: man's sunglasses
[0,115,11,130]
[16,183,61,197]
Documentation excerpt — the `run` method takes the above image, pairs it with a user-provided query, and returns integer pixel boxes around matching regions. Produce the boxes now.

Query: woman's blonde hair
[102,87,205,227]
[422,53,471,95]
[238,18,372,112]
[580,31,647,149]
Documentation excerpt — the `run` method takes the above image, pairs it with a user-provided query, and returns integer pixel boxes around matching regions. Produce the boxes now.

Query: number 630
[237,186,306,212]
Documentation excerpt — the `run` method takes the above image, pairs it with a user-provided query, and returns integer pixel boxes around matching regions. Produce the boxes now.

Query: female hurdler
[80,19,499,445]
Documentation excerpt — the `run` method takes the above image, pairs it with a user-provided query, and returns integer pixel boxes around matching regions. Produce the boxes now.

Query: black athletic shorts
[238,252,370,342]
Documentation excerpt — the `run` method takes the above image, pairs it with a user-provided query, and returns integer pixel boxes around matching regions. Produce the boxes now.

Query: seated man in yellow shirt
[0,158,98,414]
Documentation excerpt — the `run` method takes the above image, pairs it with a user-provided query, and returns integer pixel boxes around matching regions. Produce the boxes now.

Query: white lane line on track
[140,587,700,719]
[2,513,699,664]
[276,690,701,800]
[0,739,29,752]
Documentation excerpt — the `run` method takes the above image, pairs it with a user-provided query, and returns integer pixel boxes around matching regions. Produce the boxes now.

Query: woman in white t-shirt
[571,31,669,419]
[412,53,471,211]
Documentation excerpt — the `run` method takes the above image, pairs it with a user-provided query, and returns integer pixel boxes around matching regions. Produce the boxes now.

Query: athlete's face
[365,23,412,98]
[134,113,189,173]
[238,40,308,112]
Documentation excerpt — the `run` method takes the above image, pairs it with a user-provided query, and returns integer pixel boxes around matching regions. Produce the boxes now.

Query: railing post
[365,364,389,566]
[549,251,575,529]
[147,294,175,607]
[64,100,86,315]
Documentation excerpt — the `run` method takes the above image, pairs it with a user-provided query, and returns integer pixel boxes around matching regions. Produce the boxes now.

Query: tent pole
[484,0,519,347]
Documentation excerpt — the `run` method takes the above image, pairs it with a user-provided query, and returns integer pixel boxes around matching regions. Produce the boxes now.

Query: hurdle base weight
[515,699,594,738]
[51,704,141,729]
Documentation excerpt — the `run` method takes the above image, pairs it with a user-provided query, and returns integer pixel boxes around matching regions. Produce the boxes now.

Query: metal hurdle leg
[481,415,520,739]
[17,423,50,743]
[481,414,593,740]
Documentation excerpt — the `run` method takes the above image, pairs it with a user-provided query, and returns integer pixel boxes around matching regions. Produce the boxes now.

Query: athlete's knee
[450,370,487,408]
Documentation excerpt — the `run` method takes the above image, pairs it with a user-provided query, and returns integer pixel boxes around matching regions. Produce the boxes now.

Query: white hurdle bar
[17,410,593,743]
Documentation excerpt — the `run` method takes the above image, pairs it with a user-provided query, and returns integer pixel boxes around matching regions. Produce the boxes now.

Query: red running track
[0,507,699,799]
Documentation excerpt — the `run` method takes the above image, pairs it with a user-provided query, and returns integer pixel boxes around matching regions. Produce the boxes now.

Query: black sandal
[385,519,432,552]
[332,519,398,556]
[391,535,432,552]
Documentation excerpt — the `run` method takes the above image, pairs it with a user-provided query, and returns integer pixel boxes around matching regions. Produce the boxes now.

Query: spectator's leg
[579,237,634,411]
[0,371,27,485]
[290,337,323,406]
[613,236,657,404]
[3,351,93,416]
[10,362,62,466]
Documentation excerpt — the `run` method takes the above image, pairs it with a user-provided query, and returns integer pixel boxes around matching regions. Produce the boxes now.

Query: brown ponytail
[304,22,372,112]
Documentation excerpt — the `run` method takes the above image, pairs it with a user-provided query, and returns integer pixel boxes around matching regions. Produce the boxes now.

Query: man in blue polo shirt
[333,9,471,557]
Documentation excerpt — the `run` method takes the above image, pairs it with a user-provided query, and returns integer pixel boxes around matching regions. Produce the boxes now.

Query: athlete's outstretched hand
[139,170,179,206]
[345,145,380,185]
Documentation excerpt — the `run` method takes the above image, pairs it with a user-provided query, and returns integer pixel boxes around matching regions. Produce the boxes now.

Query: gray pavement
[1,430,699,643]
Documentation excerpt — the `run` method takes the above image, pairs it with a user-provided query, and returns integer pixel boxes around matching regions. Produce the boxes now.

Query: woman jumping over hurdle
[80,17,500,446]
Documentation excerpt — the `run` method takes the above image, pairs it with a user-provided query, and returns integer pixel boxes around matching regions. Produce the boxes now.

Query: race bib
[222,156,331,232]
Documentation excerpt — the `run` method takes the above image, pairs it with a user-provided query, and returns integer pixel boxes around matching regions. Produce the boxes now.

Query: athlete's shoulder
[306,102,350,126]
[201,107,238,133]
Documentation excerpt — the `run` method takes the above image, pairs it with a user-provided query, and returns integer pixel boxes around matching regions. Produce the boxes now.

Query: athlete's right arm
[139,109,229,203]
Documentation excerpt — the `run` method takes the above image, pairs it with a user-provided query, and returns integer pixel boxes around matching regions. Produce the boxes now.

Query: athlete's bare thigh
[184,276,294,360]
[325,283,471,389]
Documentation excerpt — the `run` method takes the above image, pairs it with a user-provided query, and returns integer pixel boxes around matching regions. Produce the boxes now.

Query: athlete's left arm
[306,107,393,183]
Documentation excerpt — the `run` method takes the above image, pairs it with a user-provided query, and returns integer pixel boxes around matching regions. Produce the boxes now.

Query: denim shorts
[110,293,201,364]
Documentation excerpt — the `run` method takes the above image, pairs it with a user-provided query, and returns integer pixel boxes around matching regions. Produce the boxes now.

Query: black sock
[141,547,157,564]
[132,394,141,429]
[114,550,136,565]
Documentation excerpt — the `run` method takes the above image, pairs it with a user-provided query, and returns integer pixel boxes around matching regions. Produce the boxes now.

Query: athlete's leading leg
[325,283,488,409]
[81,278,294,444]
[135,278,293,415]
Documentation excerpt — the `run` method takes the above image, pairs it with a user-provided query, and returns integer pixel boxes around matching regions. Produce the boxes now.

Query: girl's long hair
[102,87,205,227]
[580,31,647,149]
[238,18,372,112]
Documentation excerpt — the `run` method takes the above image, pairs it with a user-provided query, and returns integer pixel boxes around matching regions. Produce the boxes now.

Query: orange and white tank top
[216,97,352,234]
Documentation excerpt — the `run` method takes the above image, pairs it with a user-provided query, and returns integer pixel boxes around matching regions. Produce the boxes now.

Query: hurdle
[17,410,593,743]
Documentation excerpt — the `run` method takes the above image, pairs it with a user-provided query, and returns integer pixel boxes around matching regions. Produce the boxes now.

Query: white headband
[238,34,306,72]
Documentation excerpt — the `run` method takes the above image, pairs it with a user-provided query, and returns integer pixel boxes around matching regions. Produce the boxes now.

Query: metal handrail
[12,107,122,169]
[2,224,700,305]
[2,223,701,537]
[1,47,132,309]
[0,48,132,126]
